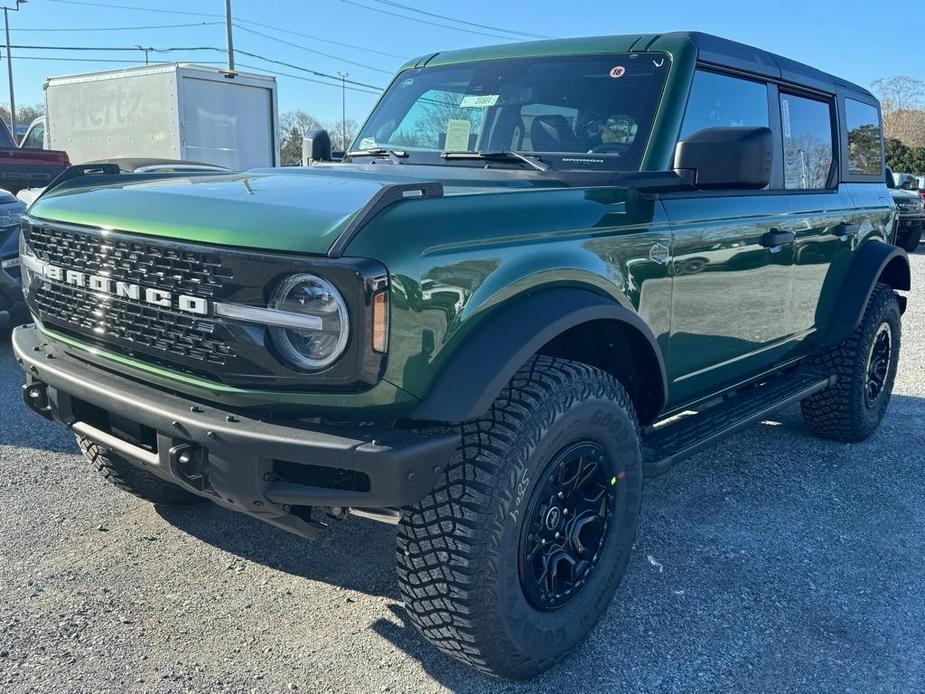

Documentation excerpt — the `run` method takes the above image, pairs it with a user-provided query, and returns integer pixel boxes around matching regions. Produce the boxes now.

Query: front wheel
[77,436,205,506]
[899,229,921,252]
[801,283,901,442]
[396,357,642,679]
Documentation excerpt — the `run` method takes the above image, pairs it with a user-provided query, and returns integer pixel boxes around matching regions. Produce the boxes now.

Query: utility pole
[135,45,151,65]
[2,0,26,141]
[338,72,348,152]
[224,0,235,72]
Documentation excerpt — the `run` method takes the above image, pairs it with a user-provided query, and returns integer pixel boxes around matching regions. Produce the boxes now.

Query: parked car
[0,188,28,331]
[0,117,69,195]
[13,32,909,679]
[886,165,924,251]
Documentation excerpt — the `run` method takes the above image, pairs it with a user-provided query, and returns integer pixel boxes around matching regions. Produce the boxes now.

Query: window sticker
[460,94,499,108]
[358,137,377,150]
[609,66,626,79]
[444,119,471,151]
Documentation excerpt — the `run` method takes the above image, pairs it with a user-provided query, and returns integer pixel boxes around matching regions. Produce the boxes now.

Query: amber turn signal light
[372,290,389,353]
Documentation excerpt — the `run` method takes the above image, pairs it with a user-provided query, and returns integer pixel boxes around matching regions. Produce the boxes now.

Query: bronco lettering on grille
[39,263,210,316]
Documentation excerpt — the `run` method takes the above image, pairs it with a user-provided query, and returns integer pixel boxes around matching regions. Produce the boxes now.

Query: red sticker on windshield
[609,66,626,79]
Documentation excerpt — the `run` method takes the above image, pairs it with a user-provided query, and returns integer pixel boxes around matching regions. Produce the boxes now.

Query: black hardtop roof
[658,31,875,100]
[419,31,875,102]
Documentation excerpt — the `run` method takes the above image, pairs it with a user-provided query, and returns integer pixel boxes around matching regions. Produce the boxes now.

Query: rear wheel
[801,283,901,442]
[396,356,642,679]
[77,435,204,506]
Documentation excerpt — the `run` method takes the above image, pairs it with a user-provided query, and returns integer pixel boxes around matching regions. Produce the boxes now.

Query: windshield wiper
[346,147,408,164]
[441,150,552,172]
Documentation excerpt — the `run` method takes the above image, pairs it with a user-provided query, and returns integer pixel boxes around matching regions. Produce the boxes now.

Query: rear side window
[680,70,769,139]
[845,99,883,176]
[780,93,834,190]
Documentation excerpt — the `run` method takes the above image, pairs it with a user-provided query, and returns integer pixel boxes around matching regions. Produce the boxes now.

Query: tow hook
[168,443,208,491]
[22,381,53,419]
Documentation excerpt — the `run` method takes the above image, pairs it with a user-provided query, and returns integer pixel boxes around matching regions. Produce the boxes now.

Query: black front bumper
[13,324,457,539]
[897,216,924,233]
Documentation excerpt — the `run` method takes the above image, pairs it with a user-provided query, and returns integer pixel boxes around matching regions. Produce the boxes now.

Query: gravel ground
[1,251,923,693]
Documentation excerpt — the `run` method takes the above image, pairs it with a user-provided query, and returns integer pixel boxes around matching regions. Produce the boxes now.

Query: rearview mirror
[302,129,332,166]
[673,126,772,190]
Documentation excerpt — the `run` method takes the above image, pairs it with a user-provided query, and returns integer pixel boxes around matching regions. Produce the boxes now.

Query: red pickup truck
[0,119,69,194]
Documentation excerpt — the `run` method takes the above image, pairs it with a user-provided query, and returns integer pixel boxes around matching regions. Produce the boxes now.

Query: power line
[232,22,392,75]
[47,0,222,18]
[12,21,224,32]
[46,0,408,61]
[369,0,551,39]
[7,42,388,91]
[341,0,522,41]
[7,52,383,97]
[9,43,218,52]
[234,62,382,97]
[238,18,406,60]
[231,48,385,91]
[12,55,227,65]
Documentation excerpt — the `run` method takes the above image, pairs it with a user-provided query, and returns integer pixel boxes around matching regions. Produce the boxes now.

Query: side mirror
[302,129,332,166]
[674,126,772,190]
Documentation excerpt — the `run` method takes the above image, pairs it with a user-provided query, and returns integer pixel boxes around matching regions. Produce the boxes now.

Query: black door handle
[759,230,796,248]
[831,222,860,238]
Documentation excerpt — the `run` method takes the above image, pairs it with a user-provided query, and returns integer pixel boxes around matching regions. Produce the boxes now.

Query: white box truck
[36,63,279,169]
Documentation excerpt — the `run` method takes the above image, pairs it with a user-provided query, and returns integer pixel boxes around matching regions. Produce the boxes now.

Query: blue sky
[5,0,924,127]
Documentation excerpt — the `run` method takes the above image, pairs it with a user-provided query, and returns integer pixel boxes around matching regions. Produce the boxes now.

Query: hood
[27,165,561,255]
[889,188,920,201]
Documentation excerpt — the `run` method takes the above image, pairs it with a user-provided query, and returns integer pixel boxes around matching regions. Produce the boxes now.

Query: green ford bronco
[13,32,910,679]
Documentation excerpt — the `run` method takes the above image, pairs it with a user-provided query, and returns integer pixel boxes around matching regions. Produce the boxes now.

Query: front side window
[780,93,834,190]
[680,70,769,139]
[845,99,883,176]
[353,53,671,171]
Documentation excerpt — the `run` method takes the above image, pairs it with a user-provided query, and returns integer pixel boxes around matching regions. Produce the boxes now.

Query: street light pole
[224,0,235,72]
[338,72,347,152]
[2,0,26,142]
[3,8,15,140]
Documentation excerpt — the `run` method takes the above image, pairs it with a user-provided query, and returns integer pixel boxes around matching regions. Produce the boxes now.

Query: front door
[662,195,798,406]
[660,69,801,407]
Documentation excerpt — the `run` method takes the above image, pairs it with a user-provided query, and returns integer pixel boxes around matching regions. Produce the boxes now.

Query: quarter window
[845,99,883,176]
[780,94,834,190]
[680,70,769,139]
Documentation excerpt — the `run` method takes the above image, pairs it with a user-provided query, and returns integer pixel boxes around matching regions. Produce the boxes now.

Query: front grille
[26,222,232,297]
[21,217,386,389]
[33,281,235,366]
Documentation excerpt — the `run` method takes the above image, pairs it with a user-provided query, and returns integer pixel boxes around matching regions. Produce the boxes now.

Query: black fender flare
[816,241,910,348]
[411,288,668,423]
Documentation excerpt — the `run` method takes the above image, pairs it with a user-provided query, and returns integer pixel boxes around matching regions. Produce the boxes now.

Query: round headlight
[269,274,349,370]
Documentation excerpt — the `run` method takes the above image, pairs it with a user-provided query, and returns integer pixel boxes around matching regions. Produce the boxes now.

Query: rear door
[776,90,856,337]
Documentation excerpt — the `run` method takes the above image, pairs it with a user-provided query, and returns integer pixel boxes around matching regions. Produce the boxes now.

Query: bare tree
[872,76,925,147]
[0,103,46,137]
[323,118,359,152]
[279,110,323,165]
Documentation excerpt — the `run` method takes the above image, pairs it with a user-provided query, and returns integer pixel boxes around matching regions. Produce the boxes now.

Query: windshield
[353,52,670,171]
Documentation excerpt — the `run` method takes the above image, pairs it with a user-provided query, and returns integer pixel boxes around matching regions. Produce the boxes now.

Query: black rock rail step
[642,368,836,477]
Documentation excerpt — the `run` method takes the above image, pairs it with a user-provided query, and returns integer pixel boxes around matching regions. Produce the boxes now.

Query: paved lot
[1,252,923,693]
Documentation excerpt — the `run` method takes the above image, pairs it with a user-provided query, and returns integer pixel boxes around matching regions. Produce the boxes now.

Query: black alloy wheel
[519,441,617,611]
[864,322,892,407]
